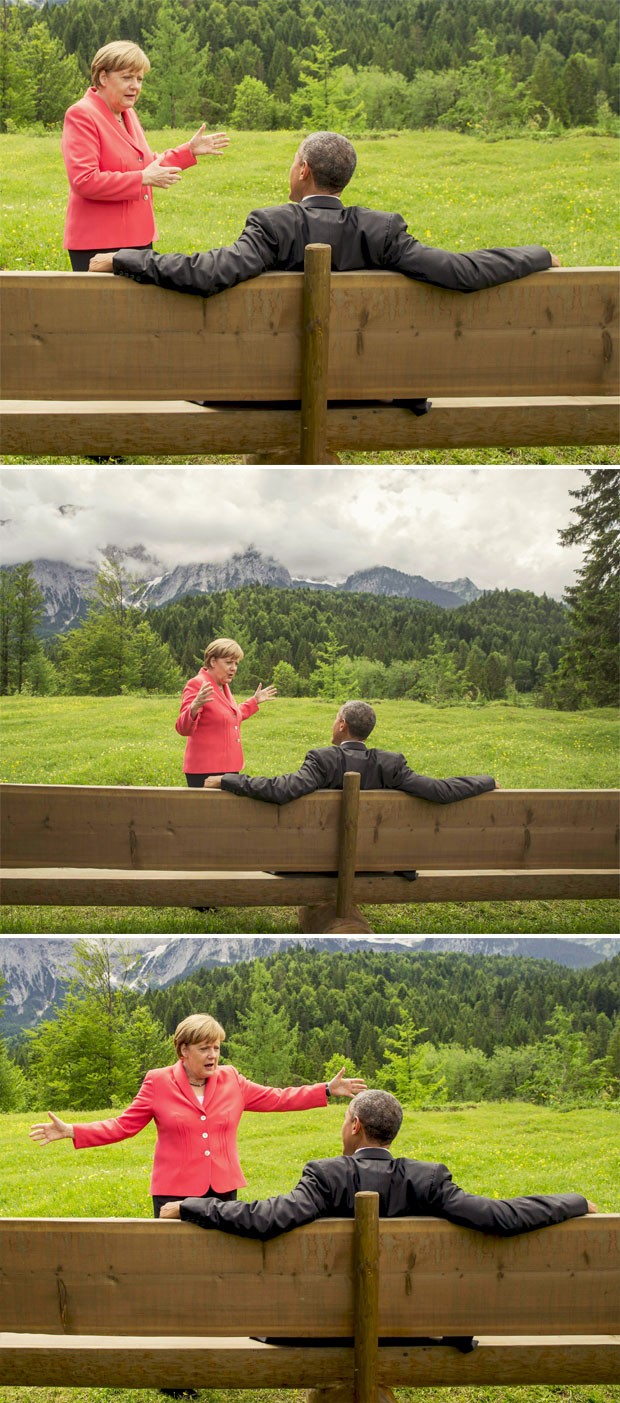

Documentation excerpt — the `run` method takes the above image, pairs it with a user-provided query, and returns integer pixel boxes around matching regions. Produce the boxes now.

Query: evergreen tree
[0,563,44,694]
[557,470,619,706]
[226,963,298,1084]
[141,0,206,126]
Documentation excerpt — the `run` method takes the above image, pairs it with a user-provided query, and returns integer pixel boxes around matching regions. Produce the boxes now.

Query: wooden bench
[1,249,618,463]
[1,775,618,933]
[0,1195,618,1397]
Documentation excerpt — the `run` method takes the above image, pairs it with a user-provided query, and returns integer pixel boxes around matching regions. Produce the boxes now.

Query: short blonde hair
[173,1014,226,1058]
[91,42,150,88]
[204,637,244,667]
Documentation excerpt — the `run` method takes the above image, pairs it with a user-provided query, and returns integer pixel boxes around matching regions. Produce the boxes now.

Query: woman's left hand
[254,683,278,704]
[328,1066,368,1098]
[189,125,230,157]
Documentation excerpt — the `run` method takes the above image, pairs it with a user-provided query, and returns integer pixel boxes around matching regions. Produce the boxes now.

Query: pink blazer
[176,669,259,773]
[72,1062,328,1194]
[61,88,196,249]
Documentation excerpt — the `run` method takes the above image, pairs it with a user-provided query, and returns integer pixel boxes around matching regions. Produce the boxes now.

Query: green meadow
[1,128,618,465]
[0,1101,618,1403]
[1,695,618,935]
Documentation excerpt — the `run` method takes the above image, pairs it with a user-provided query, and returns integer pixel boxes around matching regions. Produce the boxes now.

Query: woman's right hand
[142,156,183,188]
[29,1111,74,1144]
[190,679,214,718]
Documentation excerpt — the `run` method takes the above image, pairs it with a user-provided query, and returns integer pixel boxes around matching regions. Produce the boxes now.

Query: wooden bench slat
[1,867,618,906]
[2,786,618,873]
[0,1335,618,1387]
[2,396,618,456]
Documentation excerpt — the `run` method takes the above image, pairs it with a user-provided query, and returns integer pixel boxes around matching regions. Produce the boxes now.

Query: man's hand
[587,1201,598,1213]
[254,683,277,704]
[189,125,230,157]
[89,253,116,273]
[328,1066,368,1098]
[159,1201,182,1219]
[29,1111,74,1143]
[550,254,561,267]
[203,776,222,788]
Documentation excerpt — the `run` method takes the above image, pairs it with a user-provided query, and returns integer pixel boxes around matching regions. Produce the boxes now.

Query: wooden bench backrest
[2,268,617,401]
[1,784,618,873]
[0,1215,617,1337]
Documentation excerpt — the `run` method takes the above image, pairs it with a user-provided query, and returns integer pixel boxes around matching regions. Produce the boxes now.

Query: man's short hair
[348,1090,403,1144]
[298,132,357,193]
[340,700,377,740]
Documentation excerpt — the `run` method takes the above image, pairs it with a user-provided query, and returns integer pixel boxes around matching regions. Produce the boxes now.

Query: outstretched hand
[328,1066,368,1098]
[29,1111,74,1144]
[189,125,230,157]
[254,683,277,704]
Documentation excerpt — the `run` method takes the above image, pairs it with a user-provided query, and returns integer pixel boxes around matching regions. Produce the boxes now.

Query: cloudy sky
[1,466,586,595]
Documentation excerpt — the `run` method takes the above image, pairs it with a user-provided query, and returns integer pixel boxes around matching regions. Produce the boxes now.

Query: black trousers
[185,773,226,788]
[68,243,152,271]
[153,1187,237,1217]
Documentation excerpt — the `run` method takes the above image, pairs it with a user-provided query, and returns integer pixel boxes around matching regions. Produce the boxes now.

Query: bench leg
[297,902,374,934]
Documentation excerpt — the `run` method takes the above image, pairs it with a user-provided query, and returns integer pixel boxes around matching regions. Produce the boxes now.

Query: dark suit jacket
[221,738,496,805]
[112,194,551,297]
[179,1146,588,1240]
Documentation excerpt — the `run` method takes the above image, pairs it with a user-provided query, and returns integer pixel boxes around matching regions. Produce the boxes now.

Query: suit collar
[353,1147,393,1159]
[173,1058,220,1110]
[86,86,146,155]
[340,740,367,751]
[300,195,344,208]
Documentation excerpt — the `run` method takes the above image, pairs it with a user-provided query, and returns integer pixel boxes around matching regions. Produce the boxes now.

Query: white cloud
[0,466,586,596]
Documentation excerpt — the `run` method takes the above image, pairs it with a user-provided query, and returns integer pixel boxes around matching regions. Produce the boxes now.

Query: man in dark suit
[89,130,560,295]
[202,699,497,805]
[159,1088,594,1237]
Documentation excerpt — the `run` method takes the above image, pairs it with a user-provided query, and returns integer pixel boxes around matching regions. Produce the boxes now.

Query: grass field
[0,1101,618,1403]
[1,696,618,936]
[2,128,618,465]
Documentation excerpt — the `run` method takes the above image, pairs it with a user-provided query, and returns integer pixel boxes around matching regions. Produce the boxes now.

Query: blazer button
[200,1115,206,1122]
[143,192,148,200]
[204,1149,210,1156]
[202,1132,209,1139]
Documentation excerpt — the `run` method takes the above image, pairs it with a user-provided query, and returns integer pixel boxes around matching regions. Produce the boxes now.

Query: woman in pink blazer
[30,1013,367,1215]
[176,637,277,787]
[62,40,229,269]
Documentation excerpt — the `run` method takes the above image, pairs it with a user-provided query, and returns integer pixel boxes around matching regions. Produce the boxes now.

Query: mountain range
[13,547,482,636]
[1,937,617,1036]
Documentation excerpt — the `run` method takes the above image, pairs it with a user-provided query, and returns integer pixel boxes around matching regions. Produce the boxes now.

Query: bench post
[336,770,362,921]
[300,243,333,464]
[354,1191,380,1403]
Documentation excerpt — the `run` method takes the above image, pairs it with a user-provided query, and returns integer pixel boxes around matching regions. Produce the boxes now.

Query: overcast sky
[0,467,586,595]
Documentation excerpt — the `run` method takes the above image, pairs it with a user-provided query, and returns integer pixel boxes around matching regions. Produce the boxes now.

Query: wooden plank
[0,1218,616,1338]
[0,1334,618,1387]
[2,268,617,401]
[2,786,617,873]
[1,396,618,457]
[1,866,618,906]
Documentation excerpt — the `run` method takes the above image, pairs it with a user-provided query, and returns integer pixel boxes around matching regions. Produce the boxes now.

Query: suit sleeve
[384,214,552,292]
[429,1162,588,1235]
[180,1162,331,1239]
[390,757,496,803]
[72,1072,155,1148]
[220,749,329,804]
[113,210,280,296]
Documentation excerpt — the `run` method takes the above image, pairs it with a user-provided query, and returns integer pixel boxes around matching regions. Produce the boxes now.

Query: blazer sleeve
[429,1162,589,1235]
[73,1072,156,1149]
[180,1162,331,1239]
[62,106,144,203]
[175,677,202,737]
[238,1072,328,1113]
[237,697,259,722]
[113,210,280,295]
[154,141,197,171]
[220,749,330,804]
[383,214,552,292]
[389,757,496,803]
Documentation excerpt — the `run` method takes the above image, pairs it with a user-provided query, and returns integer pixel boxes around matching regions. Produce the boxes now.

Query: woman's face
[207,654,239,687]
[98,68,144,114]
[181,1040,221,1081]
